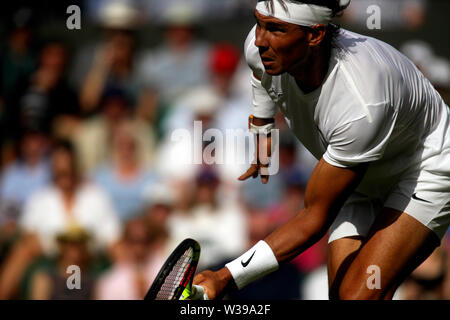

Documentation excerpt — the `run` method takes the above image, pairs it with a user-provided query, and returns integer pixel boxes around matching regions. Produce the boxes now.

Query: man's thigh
[327,236,363,298]
[337,207,440,300]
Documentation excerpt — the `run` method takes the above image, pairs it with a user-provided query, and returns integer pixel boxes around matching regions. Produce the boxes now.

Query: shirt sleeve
[244,25,277,119]
[323,102,397,168]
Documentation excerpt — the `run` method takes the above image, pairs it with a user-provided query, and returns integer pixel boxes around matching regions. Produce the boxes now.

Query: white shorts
[329,162,450,243]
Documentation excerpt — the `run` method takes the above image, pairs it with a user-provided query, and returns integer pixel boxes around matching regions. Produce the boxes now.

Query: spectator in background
[398,247,448,300]
[159,43,252,199]
[0,7,36,153]
[167,168,247,270]
[95,217,168,300]
[0,140,121,299]
[92,120,157,222]
[0,129,50,229]
[0,129,50,271]
[154,84,221,185]
[29,225,95,300]
[72,1,141,115]
[19,41,79,138]
[143,182,175,232]
[137,2,210,105]
[0,7,35,103]
[208,44,253,186]
[143,0,206,22]
[20,139,121,255]
[73,87,156,174]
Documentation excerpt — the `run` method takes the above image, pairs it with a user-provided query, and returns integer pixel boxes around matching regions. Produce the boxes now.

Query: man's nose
[255,28,269,49]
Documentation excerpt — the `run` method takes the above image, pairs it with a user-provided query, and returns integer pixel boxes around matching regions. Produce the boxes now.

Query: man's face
[254,10,311,75]
[51,149,76,192]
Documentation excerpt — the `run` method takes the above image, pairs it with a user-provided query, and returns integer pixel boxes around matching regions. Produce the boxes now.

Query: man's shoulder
[333,29,408,104]
[335,29,408,77]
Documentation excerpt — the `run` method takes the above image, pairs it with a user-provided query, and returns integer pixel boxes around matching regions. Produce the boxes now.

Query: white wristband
[225,240,279,290]
[249,122,275,135]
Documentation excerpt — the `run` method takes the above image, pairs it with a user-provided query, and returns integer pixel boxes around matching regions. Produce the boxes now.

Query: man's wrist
[249,115,275,135]
[252,116,275,126]
[217,267,237,290]
[225,240,279,290]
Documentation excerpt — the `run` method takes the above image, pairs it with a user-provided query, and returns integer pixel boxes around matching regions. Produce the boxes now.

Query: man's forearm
[265,207,332,263]
[218,207,331,292]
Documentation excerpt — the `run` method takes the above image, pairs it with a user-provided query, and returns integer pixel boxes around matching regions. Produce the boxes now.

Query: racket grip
[191,285,209,300]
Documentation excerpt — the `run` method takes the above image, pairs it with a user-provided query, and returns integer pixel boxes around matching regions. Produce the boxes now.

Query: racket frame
[144,238,200,300]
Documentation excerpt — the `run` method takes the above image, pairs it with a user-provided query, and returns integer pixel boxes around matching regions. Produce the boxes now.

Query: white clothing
[245,26,450,239]
[167,203,248,269]
[20,183,121,255]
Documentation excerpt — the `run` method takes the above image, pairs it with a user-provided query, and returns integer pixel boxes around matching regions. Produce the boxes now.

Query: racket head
[145,238,200,300]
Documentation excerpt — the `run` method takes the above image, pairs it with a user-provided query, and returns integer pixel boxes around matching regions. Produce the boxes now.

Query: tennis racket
[144,238,208,300]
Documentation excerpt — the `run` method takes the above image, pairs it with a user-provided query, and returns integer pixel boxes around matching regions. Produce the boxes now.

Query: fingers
[261,174,269,184]
[238,164,259,181]
[193,272,206,285]
[238,164,270,184]
[191,285,209,300]
[259,164,270,184]
[193,271,215,300]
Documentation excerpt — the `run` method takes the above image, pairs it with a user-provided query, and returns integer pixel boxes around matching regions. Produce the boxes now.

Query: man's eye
[270,28,285,34]
[267,25,285,33]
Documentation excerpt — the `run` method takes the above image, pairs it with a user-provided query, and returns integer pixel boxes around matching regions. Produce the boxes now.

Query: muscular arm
[198,158,367,296]
[265,158,367,262]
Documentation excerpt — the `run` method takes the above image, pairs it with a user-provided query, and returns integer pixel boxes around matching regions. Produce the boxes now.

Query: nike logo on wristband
[412,193,432,204]
[241,251,256,267]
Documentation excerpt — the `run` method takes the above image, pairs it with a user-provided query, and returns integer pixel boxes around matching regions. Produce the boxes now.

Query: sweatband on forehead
[256,0,333,26]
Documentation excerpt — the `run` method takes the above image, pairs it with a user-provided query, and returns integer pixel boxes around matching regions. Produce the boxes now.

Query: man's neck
[290,45,331,94]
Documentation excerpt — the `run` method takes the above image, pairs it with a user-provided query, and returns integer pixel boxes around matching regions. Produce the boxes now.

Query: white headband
[256,0,350,27]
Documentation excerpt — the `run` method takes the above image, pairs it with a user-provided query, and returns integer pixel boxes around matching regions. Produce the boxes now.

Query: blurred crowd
[0,0,449,300]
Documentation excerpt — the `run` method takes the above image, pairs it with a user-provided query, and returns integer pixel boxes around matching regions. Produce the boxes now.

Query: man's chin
[264,67,284,76]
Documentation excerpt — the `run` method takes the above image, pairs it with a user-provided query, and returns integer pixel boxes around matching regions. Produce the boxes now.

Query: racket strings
[157,247,193,300]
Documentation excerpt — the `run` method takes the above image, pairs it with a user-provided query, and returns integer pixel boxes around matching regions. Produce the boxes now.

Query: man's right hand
[238,116,274,184]
[238,161,270,184]
[193,267,235,300]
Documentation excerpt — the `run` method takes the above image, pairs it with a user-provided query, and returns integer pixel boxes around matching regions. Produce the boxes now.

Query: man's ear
[308,25,327,47]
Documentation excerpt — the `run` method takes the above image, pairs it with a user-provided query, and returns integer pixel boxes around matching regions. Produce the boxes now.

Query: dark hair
[51,139,80,182]
[264,0,344,48]
[52,139,75,156]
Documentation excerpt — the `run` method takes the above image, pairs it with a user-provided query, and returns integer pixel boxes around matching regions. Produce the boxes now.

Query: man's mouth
[261,56,275,67]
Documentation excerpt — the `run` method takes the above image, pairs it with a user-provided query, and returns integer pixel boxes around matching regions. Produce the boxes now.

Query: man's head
[254,0,347,75]
[51,139,79,193]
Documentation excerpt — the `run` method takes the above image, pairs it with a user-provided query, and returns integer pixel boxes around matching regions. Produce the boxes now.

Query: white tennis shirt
[246,26,450,198]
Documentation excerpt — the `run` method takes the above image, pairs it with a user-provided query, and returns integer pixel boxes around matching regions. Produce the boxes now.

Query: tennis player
[193,0,450,300]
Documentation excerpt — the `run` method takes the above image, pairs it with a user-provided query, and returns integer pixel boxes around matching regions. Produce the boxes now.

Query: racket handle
[191,285,209,300]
